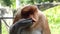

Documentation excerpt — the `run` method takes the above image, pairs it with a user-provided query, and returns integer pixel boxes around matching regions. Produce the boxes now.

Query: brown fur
[13,5,51,34]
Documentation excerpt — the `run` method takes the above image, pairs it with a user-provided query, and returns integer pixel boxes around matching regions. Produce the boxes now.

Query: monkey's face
[21,14,38,23]
[21,6,38,22]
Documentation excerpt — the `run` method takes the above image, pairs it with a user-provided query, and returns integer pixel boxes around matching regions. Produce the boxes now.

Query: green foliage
[20,0,35,5]
[43,5,60,34]
[44,5,60,24]
[49,0,53,2]
[2,0,12,6]
[43,0,48,2]
[2,23,8,34]
[11,0,16,9]
[36,0,42,3]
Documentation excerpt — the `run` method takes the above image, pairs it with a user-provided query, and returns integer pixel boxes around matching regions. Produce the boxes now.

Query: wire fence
[0,7,15,34]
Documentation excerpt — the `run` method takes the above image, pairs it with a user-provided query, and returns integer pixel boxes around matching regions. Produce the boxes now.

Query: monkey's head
[21,5,38,22]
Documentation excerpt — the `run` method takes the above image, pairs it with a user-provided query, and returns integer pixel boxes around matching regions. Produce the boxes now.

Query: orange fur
[13,5,51,34]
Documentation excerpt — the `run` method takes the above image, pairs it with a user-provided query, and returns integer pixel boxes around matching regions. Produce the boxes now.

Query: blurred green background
[0,0,60,34]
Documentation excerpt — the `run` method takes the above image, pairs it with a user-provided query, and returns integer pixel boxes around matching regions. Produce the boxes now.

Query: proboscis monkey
[13,5,51,34]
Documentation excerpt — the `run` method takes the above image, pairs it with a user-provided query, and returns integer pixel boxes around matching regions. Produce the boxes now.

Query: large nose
[31,17,37,22]
[29,15,37,22]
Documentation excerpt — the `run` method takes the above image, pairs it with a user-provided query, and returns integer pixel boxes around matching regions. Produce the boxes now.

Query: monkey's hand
[14,18,34,27]
[9,18,34,34]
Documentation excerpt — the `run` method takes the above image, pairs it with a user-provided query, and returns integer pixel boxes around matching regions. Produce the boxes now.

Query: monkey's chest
[31,30,42,34]
[19,29,42,34]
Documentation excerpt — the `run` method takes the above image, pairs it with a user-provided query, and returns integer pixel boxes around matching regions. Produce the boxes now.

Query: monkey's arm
[10,18,33,34]
[42,17,51,34]
[39,12,51,34]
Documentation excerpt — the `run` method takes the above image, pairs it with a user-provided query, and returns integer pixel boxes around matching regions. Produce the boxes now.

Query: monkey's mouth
[24,18,35,22]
